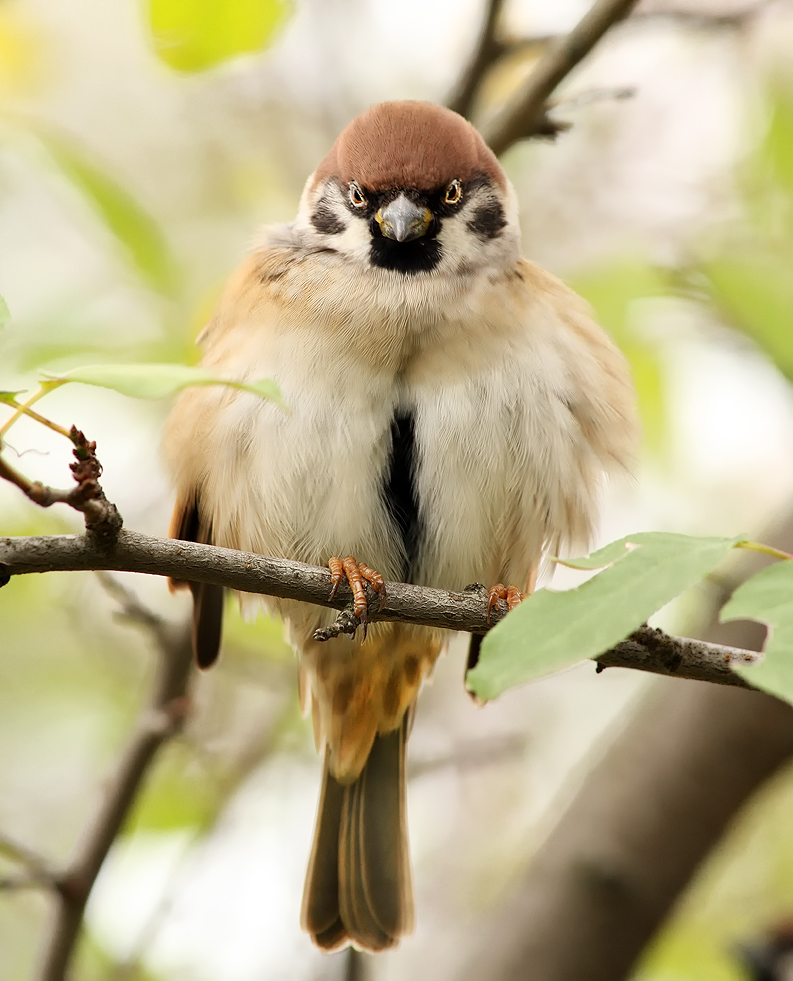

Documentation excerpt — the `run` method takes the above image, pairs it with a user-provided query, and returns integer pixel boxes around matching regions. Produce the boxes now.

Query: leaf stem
[736,541,793,562]
[0,381,68,441]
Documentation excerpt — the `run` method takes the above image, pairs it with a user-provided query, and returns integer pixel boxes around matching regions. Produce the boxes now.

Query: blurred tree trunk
[458,515,793,981]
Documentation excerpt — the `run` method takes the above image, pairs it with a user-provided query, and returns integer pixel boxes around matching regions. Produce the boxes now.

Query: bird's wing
[168,492,224,669]
[515,257,640,479]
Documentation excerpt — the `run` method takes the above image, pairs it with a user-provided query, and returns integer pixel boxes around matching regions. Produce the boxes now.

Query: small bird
[163,100,638,952]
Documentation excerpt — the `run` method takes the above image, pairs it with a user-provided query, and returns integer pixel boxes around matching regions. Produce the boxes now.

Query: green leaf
[34,129,178,294]
[0,391,24,404]
[146,0,291,72]
[0,295,9,328]
[42,363,284,405]
[722,560,793,701]
[551,537,643,571]
[468,532,744,701]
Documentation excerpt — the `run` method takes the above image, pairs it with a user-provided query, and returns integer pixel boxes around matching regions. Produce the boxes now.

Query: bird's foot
[328,556,386,636]
[486,584,525,623]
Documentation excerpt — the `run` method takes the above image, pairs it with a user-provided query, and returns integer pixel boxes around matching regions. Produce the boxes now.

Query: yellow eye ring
[349,181,367,208]
[444,179,463,205]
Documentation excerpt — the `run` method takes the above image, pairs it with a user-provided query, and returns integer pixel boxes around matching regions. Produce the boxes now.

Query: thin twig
[481,0,641,155]
[0,530,764,691]
[631,0,777,29]
[113,697,296,978]
[446,0,507,118]
[37,607,194,981]
[0,429,121,540]
[0,872,59,891]
[0,831,59,886]
[493,0,775,64]
[455,0,771,152]
[95,571,168,634]
[552,85,636,110]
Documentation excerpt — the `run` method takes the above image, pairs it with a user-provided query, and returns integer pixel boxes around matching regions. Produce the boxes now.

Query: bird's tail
[301,713,413,952]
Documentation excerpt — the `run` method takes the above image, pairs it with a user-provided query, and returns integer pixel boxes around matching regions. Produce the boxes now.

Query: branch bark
[480,0,641,155]
[0,529,764,691]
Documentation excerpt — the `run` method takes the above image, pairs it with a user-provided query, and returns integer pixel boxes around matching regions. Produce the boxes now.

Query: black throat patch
[382,411,422,581]
[369,235,442,274]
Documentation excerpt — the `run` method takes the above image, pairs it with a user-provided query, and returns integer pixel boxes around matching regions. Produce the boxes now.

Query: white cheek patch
[297,179,374,265]
[436,182,521,276]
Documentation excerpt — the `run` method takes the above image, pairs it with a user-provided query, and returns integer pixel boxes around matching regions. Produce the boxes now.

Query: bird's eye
[348,181,367,209]
[444,179,463,205]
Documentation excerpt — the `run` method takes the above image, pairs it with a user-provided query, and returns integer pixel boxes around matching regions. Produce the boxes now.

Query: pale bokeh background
[2,1,793,978]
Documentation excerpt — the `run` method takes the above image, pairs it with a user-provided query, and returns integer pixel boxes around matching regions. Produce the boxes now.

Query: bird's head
[296,101,520,278]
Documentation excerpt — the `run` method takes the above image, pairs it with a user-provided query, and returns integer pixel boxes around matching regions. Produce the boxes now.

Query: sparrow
[162,100,639,953]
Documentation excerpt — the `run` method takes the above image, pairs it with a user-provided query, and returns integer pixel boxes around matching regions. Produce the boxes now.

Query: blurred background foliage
[3,0,793,979]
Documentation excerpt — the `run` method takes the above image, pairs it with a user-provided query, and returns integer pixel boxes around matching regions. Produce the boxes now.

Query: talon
[487,583,526,622]
[327,556,385,638]
[328,556,344,601]
[487,584,506,623]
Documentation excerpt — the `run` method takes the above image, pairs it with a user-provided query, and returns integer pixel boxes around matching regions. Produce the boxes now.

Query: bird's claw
[327,556,386,638]
[486,583,524,623]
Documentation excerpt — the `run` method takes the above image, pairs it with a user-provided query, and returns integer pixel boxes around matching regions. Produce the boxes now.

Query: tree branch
[36,602,194,981]
[445,0,507,119]
[597,624,756,688]
[458,680,793,981]
[481,0,640,155]
[0,430,121,540]
[0,831,59,889]
[0,530,763,691]
[451,0,766,155]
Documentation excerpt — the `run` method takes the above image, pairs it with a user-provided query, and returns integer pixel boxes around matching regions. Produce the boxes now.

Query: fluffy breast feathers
[163,236,638,777]
[164,235,637,589]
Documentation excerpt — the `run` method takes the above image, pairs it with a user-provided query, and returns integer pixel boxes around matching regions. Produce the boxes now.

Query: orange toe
[327,556,386,636]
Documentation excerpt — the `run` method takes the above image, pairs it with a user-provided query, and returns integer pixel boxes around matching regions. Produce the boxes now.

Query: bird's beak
[376,195,432,242]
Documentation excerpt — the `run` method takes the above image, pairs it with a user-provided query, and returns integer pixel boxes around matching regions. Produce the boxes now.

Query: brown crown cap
[313,101,506,194]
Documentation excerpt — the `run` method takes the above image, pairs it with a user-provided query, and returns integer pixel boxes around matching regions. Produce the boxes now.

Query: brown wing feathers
[168,493,224,669]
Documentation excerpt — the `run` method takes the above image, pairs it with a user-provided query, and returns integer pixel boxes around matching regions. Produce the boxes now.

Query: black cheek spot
[466,200,507,240]
[311,203,346,235]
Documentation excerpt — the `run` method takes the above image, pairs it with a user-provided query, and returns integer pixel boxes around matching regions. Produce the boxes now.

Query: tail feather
[352,721,413,938]
[302,715,412,952]
[302,763,345,944]
[340,776,393,950]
